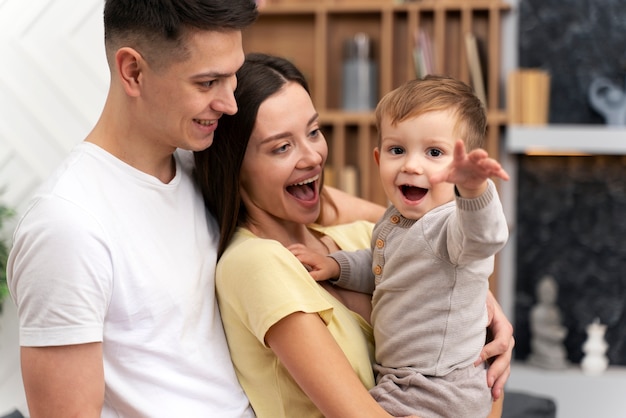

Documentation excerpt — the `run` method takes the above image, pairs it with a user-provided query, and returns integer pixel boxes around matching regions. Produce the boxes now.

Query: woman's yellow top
[216,221,375,418]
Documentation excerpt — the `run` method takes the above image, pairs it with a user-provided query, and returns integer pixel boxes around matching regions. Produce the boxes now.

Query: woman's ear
[373,147,380,166]
[115,47,144,97]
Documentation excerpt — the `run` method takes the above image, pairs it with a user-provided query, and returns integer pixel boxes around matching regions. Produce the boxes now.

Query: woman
[194,53,512,418]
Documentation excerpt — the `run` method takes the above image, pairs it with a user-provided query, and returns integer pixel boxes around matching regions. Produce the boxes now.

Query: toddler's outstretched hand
[430,139,509,198]
[288,243,341,281]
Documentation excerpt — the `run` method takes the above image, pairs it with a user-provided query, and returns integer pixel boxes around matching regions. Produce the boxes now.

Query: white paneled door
[0,1,107,415]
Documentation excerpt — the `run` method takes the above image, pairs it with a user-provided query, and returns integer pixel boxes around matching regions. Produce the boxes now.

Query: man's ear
[373,147,380,166]
[115,47,144,97]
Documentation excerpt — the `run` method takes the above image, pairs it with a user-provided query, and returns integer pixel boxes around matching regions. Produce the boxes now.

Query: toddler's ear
[373,147,380,166]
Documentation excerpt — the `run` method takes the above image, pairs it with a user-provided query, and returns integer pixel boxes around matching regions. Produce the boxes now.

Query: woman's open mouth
[287,174,319,202]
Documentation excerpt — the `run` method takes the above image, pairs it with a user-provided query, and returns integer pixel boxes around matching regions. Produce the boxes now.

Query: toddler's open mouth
[401,185,427,201]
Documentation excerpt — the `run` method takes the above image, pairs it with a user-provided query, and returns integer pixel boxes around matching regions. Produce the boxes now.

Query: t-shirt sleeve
[8,196,112,346]
[216,236,334,347]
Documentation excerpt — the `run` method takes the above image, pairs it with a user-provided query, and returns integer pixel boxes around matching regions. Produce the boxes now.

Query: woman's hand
[477,291,515,400]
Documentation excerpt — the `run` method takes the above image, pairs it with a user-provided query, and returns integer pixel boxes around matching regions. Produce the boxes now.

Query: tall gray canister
[342,32,378,111]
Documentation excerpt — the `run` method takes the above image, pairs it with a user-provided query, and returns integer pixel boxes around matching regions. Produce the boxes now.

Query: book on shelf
[413,28,434,79]
[465,32,487,107]
[339,165,359,197]
[507,68,551,125]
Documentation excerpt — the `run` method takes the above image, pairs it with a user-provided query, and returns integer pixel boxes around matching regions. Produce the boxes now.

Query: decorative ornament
[588,76,626,125]
[527,275,569,369]
[581,318,609,375]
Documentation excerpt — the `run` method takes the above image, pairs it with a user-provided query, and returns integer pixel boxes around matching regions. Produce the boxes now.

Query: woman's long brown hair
[194,53,333,258]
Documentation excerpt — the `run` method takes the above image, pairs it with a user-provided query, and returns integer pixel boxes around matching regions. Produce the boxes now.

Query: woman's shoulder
[217,229,298,292]
[216,228,331,313]
[220,228,288,266]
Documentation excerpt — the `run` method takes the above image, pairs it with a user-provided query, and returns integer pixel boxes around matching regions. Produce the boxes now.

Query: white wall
[0,1,107,415]
[0,0,108,214]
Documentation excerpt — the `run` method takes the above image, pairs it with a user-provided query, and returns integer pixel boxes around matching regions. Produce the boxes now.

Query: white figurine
[581,318,609,375]
[527,275,569,369]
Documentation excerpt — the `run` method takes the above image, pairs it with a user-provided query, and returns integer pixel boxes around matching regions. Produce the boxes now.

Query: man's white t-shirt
[8,143,253,417]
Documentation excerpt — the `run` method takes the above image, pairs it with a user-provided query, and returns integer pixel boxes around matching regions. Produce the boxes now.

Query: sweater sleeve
[310,220,376,294]
[443,179,509,265]
[329,248,376,294]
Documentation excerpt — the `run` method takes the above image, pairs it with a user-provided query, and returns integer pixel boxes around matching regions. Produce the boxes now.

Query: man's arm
[479,291,515,400]
[21,342,104,417]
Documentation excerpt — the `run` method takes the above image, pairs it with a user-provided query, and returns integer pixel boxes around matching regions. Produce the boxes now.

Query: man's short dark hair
[103,0,258,68]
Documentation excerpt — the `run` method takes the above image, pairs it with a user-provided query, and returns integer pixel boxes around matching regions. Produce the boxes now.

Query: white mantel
[506,362,626,418]
[507,125,626,155]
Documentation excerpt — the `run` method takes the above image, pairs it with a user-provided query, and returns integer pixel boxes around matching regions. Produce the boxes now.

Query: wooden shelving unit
[243,0,511,206]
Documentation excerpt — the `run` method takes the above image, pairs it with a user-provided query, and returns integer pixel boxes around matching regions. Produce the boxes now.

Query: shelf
[506,125,626,155]
[244,0,510,206]
[246,0,510,291]
[260,1,511,13]
[248,2,510,111]
[319,110,376,124]
[319,109,506,126]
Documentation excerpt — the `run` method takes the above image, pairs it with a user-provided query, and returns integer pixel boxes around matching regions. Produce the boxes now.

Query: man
[8,1,258,416]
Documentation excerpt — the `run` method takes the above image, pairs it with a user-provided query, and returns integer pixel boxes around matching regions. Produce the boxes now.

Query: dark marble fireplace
[514,155,626,365]
[513,0,626,365]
